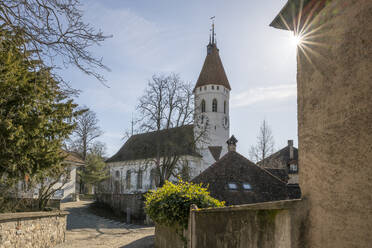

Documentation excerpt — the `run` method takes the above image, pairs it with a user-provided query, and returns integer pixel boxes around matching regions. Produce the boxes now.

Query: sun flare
[290,34,302,46]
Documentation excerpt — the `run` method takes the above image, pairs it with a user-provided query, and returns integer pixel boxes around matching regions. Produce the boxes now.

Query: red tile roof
[194,43,231,92]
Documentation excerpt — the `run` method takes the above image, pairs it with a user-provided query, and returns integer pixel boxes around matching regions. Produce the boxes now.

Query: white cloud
[83,3,178,69]
[231,84,296,108]
[80,86,134,113]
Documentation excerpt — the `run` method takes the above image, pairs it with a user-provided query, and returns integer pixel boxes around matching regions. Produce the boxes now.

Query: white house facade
[17,151,84,201]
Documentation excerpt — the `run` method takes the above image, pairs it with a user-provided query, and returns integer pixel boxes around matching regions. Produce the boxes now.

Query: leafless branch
[0,0,111,83]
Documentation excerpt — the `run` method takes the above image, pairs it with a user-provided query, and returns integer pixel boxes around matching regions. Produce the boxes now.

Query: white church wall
[106,155,202,194]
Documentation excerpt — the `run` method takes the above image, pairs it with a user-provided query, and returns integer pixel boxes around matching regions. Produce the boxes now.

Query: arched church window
[126,170,131,189]
[137,170,143,189]
[201,100,206,113]
[150,169,159,189]
[212,99,218,112]
[224,101,226,114]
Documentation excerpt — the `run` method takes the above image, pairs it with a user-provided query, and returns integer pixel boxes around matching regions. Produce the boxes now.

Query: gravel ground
[54,201,154,248]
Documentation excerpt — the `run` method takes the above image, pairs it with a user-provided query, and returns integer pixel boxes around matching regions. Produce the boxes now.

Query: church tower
[194,22,231,171]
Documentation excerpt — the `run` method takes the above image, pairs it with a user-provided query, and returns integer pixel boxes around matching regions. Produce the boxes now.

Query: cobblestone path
[54,201,154,248]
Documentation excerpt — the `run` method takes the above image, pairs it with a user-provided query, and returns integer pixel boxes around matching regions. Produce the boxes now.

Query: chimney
[226,135,238,152]
[288,140,294,160]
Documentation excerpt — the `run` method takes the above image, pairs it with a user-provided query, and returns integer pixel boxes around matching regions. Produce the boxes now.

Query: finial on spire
[210,16,216,44]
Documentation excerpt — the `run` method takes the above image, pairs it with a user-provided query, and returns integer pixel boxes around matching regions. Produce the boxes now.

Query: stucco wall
[155,200,300,248]
[297,0,372,247]
[155,224,185,248]
[0,211,67,248]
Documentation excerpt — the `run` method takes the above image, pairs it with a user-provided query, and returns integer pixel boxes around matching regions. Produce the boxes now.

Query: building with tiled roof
[192,136,300,205]
[106,125,200,163]
[258,140,299,184]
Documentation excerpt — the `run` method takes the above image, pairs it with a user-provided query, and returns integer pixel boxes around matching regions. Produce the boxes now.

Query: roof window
[243,183,252,190]
[289,164,298,173]
[228,183,237,190]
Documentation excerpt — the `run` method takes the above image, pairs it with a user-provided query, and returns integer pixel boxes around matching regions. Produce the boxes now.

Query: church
[104,24,232,194]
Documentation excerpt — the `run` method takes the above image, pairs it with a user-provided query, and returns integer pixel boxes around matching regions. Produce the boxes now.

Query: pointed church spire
[194,18,231,92]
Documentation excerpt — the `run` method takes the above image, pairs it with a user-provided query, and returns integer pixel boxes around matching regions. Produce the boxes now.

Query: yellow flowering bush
[145,179,224,229]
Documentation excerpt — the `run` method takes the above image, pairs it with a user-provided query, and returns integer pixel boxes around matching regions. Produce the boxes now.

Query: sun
[290,34,302,46]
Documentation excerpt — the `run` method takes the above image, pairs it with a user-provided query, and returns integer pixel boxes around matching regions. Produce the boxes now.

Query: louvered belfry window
[201,99,206,112]
[212,99,218,112]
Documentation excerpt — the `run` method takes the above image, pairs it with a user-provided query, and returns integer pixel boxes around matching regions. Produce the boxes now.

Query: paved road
[54,201,154,248]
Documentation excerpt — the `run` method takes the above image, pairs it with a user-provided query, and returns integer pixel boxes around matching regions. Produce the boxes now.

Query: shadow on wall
[119,235,154,248]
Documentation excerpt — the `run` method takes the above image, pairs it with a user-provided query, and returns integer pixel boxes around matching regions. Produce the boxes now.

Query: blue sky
[61,0,298,158]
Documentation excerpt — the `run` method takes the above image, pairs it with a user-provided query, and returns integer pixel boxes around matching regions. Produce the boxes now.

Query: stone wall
[297,0,372,247]
[155,200,301,248]
[0,211,68,248]
[95,193,146,223]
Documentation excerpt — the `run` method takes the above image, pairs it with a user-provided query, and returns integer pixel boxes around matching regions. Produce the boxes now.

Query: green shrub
[144,179,224,229]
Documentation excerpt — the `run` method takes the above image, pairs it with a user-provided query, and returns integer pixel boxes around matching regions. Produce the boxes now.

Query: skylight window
[228,183,237,190]
[243,183,252,190]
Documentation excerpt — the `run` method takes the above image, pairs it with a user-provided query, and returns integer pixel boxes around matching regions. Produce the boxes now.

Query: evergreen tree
[79,154,108,190]
[0,30,80,186]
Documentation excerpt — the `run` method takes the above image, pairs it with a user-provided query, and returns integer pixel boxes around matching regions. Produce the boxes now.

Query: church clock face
[222,116,229,129]
[196,114,209,128]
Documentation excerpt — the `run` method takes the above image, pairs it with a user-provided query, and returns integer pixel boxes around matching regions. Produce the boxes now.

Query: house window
[212,85,214,90]
[217,86,219,90]
[204,86,207,90]
[290,164,298,173]
[212,99,217,112]
[243,183,252,190]
[126,170,131,189]
[228,183,237,190]
[224,101,226,114]
[137,170,143,189]
[200,87,202,91]
[115,170,120,178]
[201,100,206,113]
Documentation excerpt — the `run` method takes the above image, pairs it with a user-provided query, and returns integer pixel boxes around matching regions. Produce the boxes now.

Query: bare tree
[134,73,206,186]
[249,119,275,166]
[0,0,110,82]
[67,109,103,193]
[70,109,103,160]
